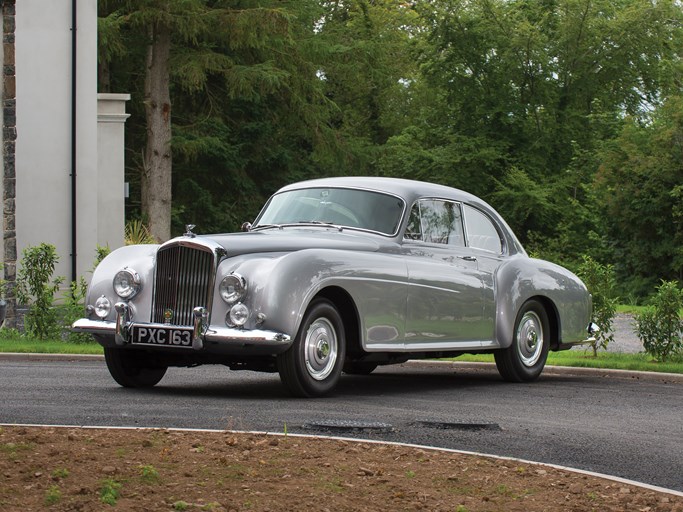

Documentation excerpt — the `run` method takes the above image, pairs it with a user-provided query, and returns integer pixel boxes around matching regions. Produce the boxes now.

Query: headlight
[94,295,111,319]
[113,268,141,299]
[219,273,247,304]
[227,303,249,327]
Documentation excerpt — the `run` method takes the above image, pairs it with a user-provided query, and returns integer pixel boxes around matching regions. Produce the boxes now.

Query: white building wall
[15,0,103,282]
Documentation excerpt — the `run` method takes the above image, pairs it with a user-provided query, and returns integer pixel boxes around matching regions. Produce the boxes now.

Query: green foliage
[59,278,92,344]
[635,281,683,362]
[125,219,156,245]
[99,478,122,506]
[94,244,111,268]
[577,256,618,356]
[596,96,683,297]
[44,485,62,506]
[139,464,160,484]
[99,0,683,298]
[16,244,64,339]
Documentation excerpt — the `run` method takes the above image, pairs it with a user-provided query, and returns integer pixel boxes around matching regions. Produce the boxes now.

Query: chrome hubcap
[304,317,338,381]
[516,311,544,367]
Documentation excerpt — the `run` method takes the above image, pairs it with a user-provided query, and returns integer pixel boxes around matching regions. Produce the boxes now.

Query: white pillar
[97,93,130,252]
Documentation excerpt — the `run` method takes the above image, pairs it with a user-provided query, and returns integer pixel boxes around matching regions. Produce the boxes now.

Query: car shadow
[111,363,546,401]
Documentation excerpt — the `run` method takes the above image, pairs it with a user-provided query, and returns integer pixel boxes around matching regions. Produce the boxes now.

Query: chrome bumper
[585,322,600,343]
[72,303,291,350]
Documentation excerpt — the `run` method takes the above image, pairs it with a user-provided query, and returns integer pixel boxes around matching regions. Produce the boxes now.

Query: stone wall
[2,0,16,328]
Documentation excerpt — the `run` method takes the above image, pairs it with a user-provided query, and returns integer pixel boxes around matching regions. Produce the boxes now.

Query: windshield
[254,187,405,236]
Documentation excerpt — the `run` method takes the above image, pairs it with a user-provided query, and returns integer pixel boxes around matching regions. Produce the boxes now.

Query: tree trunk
[142,21,172,243]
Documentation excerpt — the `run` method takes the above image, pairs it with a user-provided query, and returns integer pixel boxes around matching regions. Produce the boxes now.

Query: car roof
[275,176,527,255]
[278,176,483,206]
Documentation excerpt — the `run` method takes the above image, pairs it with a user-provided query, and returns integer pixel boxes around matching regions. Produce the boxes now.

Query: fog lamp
[227,303,249,327]
[94,295,111,319]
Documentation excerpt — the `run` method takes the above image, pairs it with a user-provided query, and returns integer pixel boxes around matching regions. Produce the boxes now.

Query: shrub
[125,219,156,245]
[58,277,91,343]
[577,256,618,356]
[16,244,64,339]
[635,280,683,362]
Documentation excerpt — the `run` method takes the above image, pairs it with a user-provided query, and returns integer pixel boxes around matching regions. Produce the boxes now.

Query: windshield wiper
[295,221,344,231]
[250,223,283,231]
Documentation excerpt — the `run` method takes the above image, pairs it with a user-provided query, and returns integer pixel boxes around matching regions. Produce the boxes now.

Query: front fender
[218,249,408,345]
[494,257,591,348]
[86,244,160,323]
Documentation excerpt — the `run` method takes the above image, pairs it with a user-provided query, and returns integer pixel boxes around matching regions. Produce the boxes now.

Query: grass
[1,325,681,374]
[455,349,683,374]
[0,336,103,355]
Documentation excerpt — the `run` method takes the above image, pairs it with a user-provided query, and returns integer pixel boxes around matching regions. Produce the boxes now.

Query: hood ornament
[184,224,196,238]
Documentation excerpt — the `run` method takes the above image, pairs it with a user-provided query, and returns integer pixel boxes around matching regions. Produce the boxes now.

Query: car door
[462,203,504,335]
[400,199,490,349]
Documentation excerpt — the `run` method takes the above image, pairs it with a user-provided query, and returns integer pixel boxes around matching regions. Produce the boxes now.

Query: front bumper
[72,302,291,351]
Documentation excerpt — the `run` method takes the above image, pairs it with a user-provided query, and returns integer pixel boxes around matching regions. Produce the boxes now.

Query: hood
[180,229,382,257]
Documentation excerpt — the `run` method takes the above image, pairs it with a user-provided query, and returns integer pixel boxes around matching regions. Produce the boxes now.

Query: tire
[104,347,167,388]
[343,361,378,375]
[277,299,346,397]
[494,299,550,382]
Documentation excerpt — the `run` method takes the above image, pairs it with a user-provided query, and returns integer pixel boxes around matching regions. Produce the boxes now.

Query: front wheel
[104,347,167,388]
[277,299,346,397]
[494,300,550,382]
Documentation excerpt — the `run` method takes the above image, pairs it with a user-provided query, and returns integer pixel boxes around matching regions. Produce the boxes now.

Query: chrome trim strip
[72,318,117,335]
[204,327,291,345]
[71,319,291,348]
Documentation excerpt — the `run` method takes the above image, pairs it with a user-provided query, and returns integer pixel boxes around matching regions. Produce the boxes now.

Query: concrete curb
[408,359,683,383]
[1,352,681,382]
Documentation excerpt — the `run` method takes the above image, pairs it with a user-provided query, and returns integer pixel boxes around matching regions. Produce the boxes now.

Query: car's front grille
[152,244,215,326]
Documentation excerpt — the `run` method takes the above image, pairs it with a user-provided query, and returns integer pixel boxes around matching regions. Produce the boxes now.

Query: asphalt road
[1,359,681,492]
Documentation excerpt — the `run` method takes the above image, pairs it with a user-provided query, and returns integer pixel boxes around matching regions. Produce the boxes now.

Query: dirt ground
[1,426,681,511]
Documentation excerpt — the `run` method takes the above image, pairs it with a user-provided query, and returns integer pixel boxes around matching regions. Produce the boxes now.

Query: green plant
[125,219,157,245]
[173,502,189,511]
[59,277,92,343]
[577,256,618,356]
[16,244,64,339]
[94,244,111,268]
[0,262,6,299]
[139,464,160,483]
[635,280,683,362]
[44,485,62,506]
[51,467,69,479]
[99,478,122,506]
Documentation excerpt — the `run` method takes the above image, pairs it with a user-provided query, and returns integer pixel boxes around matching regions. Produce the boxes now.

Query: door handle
[459,255,477,262]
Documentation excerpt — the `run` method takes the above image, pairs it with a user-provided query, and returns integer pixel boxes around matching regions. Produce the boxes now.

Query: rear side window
[463,205,503,253]
[404,199,465,246]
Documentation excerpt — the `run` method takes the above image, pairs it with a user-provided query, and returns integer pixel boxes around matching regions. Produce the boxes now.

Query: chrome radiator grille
[152,244,215,326]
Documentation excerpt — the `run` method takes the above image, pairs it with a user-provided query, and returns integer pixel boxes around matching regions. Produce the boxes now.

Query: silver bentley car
[73,177,596,397]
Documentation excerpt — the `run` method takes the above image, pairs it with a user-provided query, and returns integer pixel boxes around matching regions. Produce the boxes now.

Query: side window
[403,199,465,246]
[404,203,423,240]
[463,205,503,253]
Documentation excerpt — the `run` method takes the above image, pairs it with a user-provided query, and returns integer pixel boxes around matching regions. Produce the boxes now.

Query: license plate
[131,325,193,348]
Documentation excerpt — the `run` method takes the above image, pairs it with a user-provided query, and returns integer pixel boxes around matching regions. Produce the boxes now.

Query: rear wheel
[494,300,549,382]
[277,299,345,397]
[104,347,167,388]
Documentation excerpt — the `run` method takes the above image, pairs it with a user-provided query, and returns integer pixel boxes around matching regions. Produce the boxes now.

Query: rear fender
[494,257,591,348]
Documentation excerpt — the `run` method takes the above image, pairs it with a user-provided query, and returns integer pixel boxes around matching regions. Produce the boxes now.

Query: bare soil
[1,426,681,512]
